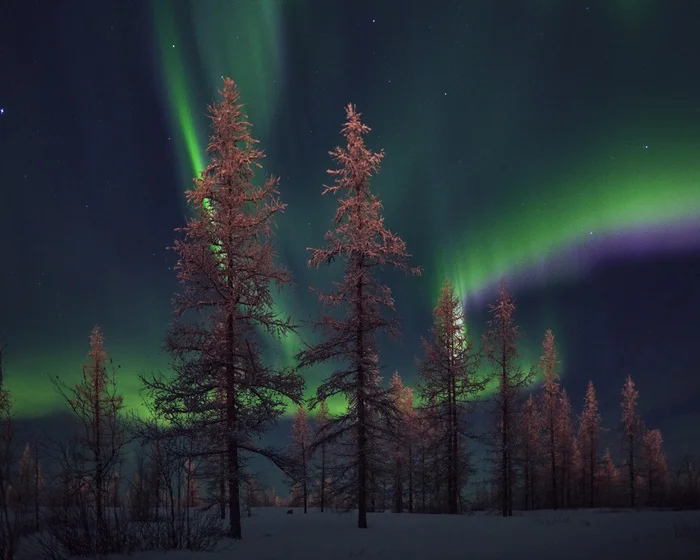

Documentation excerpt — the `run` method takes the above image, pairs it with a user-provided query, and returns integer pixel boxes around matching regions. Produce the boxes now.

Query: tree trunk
[320,444,326,512]
[94,375,103,527]
[507,455,513,516]
[226,313,242,539]
[562,450,570,508]
[501,354,508,517]
[34,440,40,532]
[219,452,226,519]
[302,449,308,514]
[357,403,367,527]
[590,446,595,508]
[524,447,530,511]
[228,437,241,538]
[449,369,459,514]
[394,459,403,513]
[408,443,414,513]
[550,414,557,510]
[629,434,635,509]
[356,274,368,528]
[421,449,426,512]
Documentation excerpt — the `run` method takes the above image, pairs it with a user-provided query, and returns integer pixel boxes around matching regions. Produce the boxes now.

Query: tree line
[0,78,697,559]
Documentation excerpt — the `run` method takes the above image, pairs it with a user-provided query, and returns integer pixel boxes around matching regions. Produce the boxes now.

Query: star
[0,108,4,115]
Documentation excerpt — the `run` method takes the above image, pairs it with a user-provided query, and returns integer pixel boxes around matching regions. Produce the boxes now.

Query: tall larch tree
[538,329,560,509]
[290,405,311,513]
[53,327,124,531]
[483,278,534,517]
[296,104,420,529]
[621,375,640,508]
[417,279,481,514]
[579,380,601,507]
[144,79,303,539]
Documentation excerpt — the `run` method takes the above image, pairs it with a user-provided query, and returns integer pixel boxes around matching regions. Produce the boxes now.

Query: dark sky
[1,0,700,471]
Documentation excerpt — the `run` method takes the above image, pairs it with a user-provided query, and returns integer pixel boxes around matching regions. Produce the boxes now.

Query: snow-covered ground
[107,507,700,560]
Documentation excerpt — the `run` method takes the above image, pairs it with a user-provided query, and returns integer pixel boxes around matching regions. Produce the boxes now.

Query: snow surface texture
[101,507,700,560]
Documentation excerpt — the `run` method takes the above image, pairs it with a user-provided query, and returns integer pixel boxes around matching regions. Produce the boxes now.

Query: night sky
[1,1,699,464]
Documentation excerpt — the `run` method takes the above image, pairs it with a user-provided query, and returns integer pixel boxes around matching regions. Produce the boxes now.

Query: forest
[0,79,698,559]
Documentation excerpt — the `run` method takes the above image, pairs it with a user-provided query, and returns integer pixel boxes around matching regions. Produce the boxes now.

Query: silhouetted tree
[314,400,331,512]
[14,442,41,531]
[399,382,417,513]
[414,408,440,512]
[557,388,575,507]
[579,380,601,507]
[52,327,124,530]
[143,78,303,539]
[538,329,560,509]
[642,426,667,506]
[570,435,584,506]
[388,372,416,513]
[0,343,20,560]
[296,104,420,528]
[520,394,541,510]
[621,375,640,508]
[290,405,311,513]
[417,279,481,514]
[599,447,619,507]
[483,279,534,517]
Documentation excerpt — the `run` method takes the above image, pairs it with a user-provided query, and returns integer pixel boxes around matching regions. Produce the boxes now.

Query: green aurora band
[5,1,696,421]
[151,3,700,416]
[435,133,700,304]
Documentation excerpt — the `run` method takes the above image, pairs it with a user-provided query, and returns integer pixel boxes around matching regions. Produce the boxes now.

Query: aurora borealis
[1,0,699,458]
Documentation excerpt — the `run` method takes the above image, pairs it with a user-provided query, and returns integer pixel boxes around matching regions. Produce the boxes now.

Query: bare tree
[289,405,311,513]
[401,387,417,513]
[14,442,42,532]
[296,104,420,528]
[388,372,415,514]
[599,447,620,507]
[417,279,481,514]
[621,375,640,508]
[51,327,124,536]
[557,388,575,507]
[0,343,20,560]
[579,380,601,507]
[538,329,560,509]
[483,279,534,517]
[642,426,667,506]
[314,400,331,512]
[519,394,541,510]
[143,78,303,539]
[570,435,584,506]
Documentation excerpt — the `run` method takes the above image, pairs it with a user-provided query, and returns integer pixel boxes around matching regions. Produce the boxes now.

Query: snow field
[110,507,700,560]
